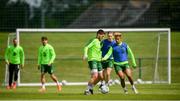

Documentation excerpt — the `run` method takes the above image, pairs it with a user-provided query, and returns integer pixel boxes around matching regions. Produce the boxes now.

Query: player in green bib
[38,36,61,92]
[5,38,24,89]
[83,29,105,95]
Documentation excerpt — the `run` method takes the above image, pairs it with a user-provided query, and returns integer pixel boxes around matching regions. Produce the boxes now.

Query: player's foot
[98,84,103,91]
[89,89,93,94]
[132,86,138,94]
[84,89,93,95]
[124,90,128,94]
[57,85,62,92]
[12,82,16,89]
[6,86,11,90]
[123,88,128,94]
[39,88,46,93]
[84,89,90,95]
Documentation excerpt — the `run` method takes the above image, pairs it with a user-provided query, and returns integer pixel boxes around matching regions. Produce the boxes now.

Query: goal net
[5,28,171,86]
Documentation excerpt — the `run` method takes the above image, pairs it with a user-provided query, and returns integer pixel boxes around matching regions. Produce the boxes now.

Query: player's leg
[48,65,61,92]
[39,73,46,92]
[7,64,13,89]
[103,69,107,82]
[98,61,106,89]
[105,60,113,85]
[39,65,46,92]
[84,61,98,95]
[98,71,104,84]
[106,68,112,85]
[93,70,104,89]
[118,71,127,94]
[114,64,128,94]
[124,67,138,94]
[50,74,61,92]
[84,69,98,95]
[12,64,19,89]
[98,61,105,88]
[124,68,133,85]
[100,70,105,86]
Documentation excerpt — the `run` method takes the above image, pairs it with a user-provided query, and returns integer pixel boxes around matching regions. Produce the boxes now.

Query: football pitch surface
[0,84,180,100]
[0,31,180,100]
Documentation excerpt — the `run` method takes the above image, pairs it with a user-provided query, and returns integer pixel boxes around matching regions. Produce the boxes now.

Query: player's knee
[126,72,132,78]
[94,73,99,79]
[91,69,98,77]
[98,70,103,77]
[41,74,45,78]
[107,71,111,76]
[119,74,125,79]
[50,74,56,78]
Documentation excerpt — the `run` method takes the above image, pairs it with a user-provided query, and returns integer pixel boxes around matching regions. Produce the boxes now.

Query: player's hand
[22,64,24,67]
[48,63,52,66]
[6,61,9,65]
[83,55,87,61]
[101,58,106,61]
[38,65,41,70]
[20,64,24,69]
[20,65,25,72]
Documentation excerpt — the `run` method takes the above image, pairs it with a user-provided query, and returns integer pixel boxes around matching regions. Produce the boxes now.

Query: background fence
[0,0,180,31]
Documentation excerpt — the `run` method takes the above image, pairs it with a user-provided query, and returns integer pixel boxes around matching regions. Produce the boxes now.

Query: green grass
[18,32,169,82]
[0,31,180,83]
[16,32,175,83]
[0,31,180,100]
[0,84,180,100]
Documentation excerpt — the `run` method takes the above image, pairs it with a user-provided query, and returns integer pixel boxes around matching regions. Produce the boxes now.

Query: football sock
[42,83,45,89]
[87,84,93,90]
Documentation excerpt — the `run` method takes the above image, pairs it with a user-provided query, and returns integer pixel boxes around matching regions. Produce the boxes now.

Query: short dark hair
[107,31,113,35]
[41,36,48,40]
[97,29,105,35]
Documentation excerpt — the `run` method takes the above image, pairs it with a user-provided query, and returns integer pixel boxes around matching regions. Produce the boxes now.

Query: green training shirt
[5,45,24,65]
[84,38,102,61]
[38,43,56,65]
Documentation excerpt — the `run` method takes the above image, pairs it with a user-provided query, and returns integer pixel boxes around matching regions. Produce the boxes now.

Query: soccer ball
[61,80,67,86]
[101,85,109,94]
[137,79,143,84]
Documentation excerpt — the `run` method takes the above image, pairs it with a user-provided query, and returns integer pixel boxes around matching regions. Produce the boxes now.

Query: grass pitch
[0,31,180,100]
[0,84,180,100]
[6,32,171,82]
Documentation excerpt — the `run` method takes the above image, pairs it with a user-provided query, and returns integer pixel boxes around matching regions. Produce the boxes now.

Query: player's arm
[4,47,10,65]
[83,39,95,60]
[37,47,41,66]
[102,47,113,61]
[37,47,42,70]
[49,46,56,65]
[100,40,104,48]
[20,47,25,67]
[127,45,137,68]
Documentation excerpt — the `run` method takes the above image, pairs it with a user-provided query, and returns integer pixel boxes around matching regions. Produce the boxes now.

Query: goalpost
[153,32,169,83]
[5,28,171,86]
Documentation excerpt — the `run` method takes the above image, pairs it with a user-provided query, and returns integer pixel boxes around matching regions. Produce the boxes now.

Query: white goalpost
[153,32,170,83]
[4,28,171,86]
